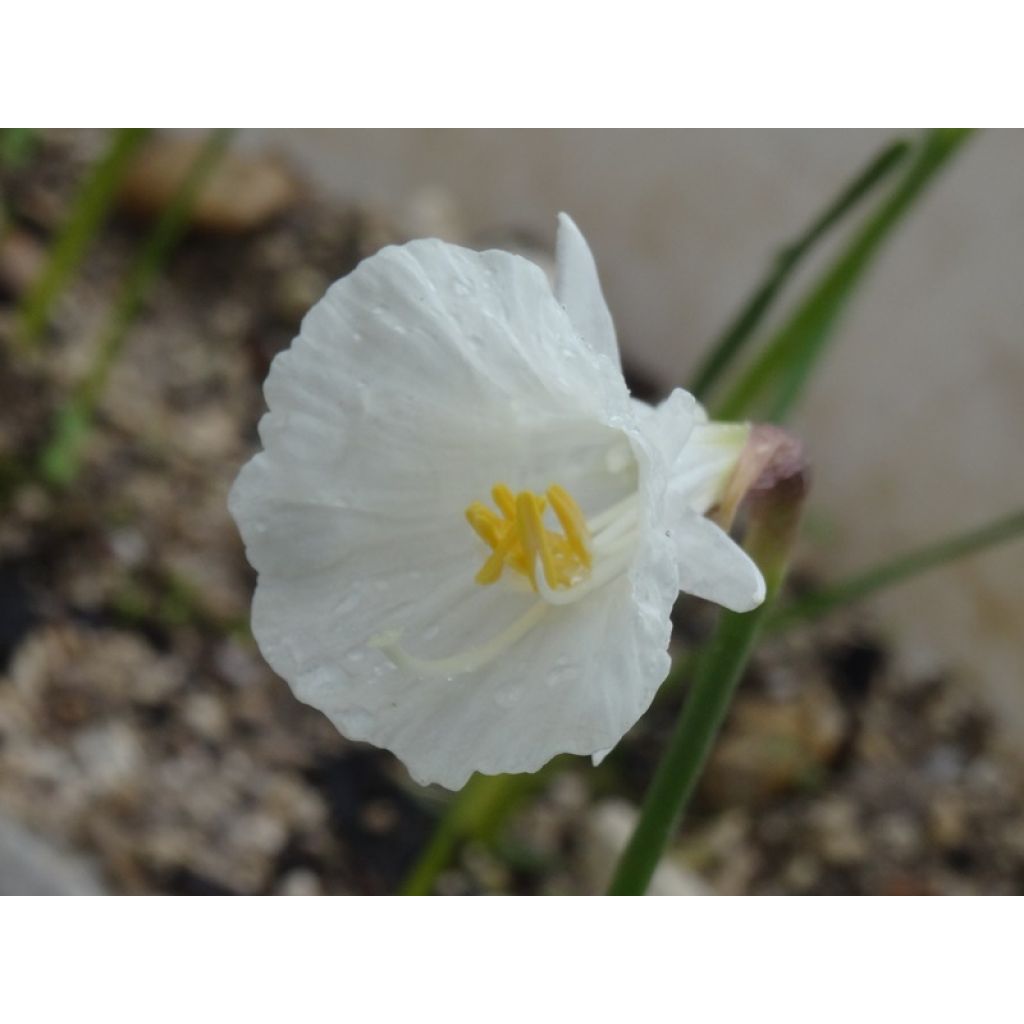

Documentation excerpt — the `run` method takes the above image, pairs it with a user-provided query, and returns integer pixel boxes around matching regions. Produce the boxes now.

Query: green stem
[39,129,234,487]
[689,138,910,402]
[770,507,1024,631]
[16,129,150,348]
[400,773,526,895]
[608,472,805,895]
[607,606,770,895]
[715,130,974,423]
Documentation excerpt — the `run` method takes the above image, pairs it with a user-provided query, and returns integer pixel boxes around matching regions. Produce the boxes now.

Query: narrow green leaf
[689,138,910,402]
[715,130,975,422]
[0,128,36,170]
[770,507,1024,631]
[37,404,91,487]
[39,129,234,487]
[17,128,151,347]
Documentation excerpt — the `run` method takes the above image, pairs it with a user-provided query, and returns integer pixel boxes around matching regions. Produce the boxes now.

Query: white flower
[229,214,765,790]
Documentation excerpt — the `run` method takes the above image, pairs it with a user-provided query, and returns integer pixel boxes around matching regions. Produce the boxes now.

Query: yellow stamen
[465,481,592,592]
[465,502,502,548]
[474,527,517,585]
[516,491,557,590]
[547,484,592,569]
[377,483,634,678]
[491,483,517,520]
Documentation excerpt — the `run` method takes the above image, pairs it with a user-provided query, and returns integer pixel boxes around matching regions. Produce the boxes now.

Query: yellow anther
[465,502,502,548]
[547,484,592,569]
[474,527,517,585]
[466,481,592,593]
[491,483,517,520]
[516,491,557,590]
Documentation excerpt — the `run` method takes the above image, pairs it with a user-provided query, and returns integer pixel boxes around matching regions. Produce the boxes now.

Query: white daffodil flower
[230,214,765,790]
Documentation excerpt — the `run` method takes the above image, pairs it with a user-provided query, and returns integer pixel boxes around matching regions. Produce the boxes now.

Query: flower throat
[465,483,592,592]
[371,481,639,677]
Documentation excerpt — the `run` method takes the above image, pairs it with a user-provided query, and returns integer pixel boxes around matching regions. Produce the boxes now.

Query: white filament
[370,601,548,678]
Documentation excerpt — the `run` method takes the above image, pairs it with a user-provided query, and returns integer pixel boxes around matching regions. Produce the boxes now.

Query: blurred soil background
[0,130,1022,895]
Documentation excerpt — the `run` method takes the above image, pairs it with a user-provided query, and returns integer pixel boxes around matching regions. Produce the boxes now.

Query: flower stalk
[607,428,807,895]
[400,772,531,895]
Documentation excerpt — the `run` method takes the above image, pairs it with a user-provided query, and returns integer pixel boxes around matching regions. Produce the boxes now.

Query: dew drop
[298,666,335,693]
[547,656,580,687]
[344,708,374,737]
[495,686,524,708]
[334,590,360,616]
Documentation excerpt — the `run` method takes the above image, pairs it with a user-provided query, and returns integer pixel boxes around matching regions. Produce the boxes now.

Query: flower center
[371,481,640,678]
[465,483,592,592]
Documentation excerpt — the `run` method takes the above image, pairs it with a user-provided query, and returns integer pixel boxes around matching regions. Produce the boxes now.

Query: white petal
[669,512,766,613]
[555,213,620,368]
[631,388,698,472]
[637,389,748,516]
[670,421,750,515]
[233,240,633,547]
[245,531,674,789]
[230,237,668,790]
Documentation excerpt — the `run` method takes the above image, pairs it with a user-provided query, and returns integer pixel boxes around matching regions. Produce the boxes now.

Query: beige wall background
[248,130,1024,738]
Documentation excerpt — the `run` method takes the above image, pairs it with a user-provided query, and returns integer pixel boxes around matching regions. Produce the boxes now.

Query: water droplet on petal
[344,708,374,737]
[547,656,580,687]
[298,665,336,693]
[495,686,523,708]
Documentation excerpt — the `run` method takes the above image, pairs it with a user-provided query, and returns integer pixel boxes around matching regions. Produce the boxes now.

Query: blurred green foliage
[40,129,234,487]
[715,130,974,422]
[689,138,910,402]
[17,129,151,347]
